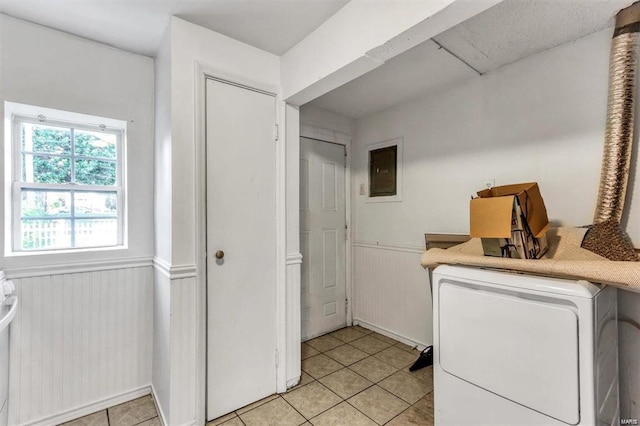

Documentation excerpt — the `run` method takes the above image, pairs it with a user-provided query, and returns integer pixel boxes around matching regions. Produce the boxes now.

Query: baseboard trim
[150,384,169,426]
[353,319,429,351]
[22,386,151,426]
[148,384,196,426]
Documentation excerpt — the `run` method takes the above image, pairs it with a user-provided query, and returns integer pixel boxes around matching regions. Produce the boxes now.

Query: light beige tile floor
[63,326,434,426]
[60,395,160,426]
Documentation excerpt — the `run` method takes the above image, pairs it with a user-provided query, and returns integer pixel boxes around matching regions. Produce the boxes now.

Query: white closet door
[206,78,277,420]
[300,137,347,341]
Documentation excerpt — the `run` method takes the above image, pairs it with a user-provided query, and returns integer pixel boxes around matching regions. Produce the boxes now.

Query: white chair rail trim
[152,257,197,279]
[4,256,154,279]
[286,252,303,265]
[352,241,424,254]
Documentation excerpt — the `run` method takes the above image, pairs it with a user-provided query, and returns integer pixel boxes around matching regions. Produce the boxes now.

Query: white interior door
[300,137,347,341]
[206,78,277,421]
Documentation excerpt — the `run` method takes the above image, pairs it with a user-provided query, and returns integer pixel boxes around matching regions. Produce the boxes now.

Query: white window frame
[5,102,127,254]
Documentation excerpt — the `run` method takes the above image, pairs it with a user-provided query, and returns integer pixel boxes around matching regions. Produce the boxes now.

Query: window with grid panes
[10,110,125,252]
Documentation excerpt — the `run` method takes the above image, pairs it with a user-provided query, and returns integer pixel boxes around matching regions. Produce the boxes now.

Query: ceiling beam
[281,0,503,106]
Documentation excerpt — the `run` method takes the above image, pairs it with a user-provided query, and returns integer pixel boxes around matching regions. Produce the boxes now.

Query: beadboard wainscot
[352,241,432,348]
[152,258,198,426]
[5,258,154,426]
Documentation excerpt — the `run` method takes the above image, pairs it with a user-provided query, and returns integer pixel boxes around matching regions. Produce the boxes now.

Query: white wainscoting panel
[353,242,432,347]
[152,268,171,426]
[8,265,154,426]
[285,254,302,388]
[169,276,197,426]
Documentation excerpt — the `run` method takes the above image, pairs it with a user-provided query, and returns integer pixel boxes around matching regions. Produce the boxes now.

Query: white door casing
[300,137,347,341]
[206,78,277,420]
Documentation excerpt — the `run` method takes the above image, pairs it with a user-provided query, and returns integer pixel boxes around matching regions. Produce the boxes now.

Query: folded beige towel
[421,227,640,291]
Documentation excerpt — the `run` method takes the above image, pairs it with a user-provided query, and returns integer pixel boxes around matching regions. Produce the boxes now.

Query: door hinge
[275,350,279,367]
[345,224,348,240]
[345,298,348,315]
[274,124,279,141]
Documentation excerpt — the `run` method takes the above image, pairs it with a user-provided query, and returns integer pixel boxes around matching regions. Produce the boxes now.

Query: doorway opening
[299,133,351,342]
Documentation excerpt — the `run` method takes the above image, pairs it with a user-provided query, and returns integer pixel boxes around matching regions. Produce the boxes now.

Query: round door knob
[215,250,225,260]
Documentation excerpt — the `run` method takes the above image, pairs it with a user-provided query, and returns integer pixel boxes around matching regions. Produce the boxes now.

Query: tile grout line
[343,399,383,426]
[347,385,410,426]
[71,327,428,426]
[410,391,435,419]
[298,343,378,425]
[322,343,371,366]
[304,344,394,374]
[248,327,429,425]
[130,414,158,426]
[315,366,376,400]
[307,345,400,390]
[383,409,405,425]
[291,380,355,424]
[313,331,431,424]
[316,339,423,376]
[345,356,401,384]
[278,394,313,423]
[233,395,279,419]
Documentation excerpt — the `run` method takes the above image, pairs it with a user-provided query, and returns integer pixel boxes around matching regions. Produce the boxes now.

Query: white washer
[432,265,619,426]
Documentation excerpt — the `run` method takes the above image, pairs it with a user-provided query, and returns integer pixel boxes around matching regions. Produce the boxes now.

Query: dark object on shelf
[410,346,433,371]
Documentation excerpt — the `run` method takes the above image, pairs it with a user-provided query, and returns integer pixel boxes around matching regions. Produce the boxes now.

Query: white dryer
[432,265,619,426]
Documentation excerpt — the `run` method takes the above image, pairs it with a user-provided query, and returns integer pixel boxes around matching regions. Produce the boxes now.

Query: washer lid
[438,280,580,424]
[433,265,602,298]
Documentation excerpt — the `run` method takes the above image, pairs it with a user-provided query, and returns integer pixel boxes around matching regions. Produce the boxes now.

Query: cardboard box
[470,182,551,259]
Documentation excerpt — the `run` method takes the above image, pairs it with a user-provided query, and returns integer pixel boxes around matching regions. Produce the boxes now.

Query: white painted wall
[0,14,155,268]
[0,14,156,426]
[169,17,280,267]
[351,27,640,418]
[152,25,173,425]
[300,104,355,136]
[155,25,173,265]
[353,29,614,247]
[152,17,284,425]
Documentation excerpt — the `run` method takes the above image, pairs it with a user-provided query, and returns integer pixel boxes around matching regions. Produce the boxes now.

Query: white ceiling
[310,39,478,118]
[433,0,635,74]
[0,0,349,57]
[2,0,635,117]
[309,0,636,118]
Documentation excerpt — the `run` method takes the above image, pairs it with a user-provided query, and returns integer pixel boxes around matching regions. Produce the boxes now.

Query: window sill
[5,245,127,258]
[0,246,153,279]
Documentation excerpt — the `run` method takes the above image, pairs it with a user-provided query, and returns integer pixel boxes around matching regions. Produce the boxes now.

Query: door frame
[300,125,353,327]
[195,63,287,424]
